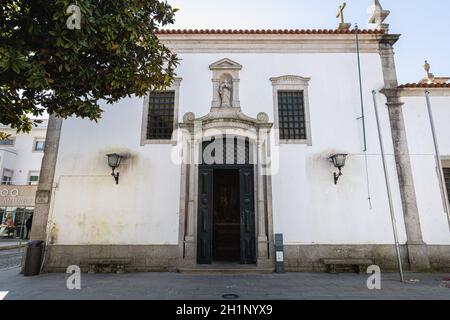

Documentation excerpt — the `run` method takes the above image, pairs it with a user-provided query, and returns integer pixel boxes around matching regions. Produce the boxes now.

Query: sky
[167,0,450,85]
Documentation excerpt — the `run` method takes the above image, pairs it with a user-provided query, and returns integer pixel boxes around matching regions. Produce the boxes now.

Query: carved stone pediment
[270,75,311,86]
[209,58,242,71]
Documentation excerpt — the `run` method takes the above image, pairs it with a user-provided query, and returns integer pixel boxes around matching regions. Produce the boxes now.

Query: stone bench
[321,258,373,274]
[84,258,130,274]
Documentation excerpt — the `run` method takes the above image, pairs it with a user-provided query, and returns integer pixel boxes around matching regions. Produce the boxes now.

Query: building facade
[0,120,47,238]
[32,6,450,272]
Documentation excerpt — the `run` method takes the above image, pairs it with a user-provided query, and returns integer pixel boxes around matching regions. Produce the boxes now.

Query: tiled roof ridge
[157,28,384,35]
[398,83,450,88]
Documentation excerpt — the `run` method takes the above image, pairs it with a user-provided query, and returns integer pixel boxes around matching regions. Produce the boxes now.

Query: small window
[141,78,181,145]
[0,137,15,146]
[271,75,312,145]
[28,171,40,185]
[1,169,13,185]
[146,91,175,140]
[277,91,307,140]
[34,139,45,151]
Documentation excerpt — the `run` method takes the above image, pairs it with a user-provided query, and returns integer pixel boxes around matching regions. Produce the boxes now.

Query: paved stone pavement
[0,267,449,300]
[0,240,27,250]
[0,248,23,271]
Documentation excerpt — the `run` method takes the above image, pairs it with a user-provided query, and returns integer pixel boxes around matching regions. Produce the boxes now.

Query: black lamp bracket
[333,168,343,185]
[111,168,120,184]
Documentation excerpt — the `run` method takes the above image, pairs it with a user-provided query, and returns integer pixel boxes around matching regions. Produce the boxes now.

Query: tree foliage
[0,0,178,132]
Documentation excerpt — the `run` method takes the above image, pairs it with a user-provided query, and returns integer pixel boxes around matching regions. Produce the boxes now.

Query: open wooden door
[239,167,256,264]
[197,168,213,264]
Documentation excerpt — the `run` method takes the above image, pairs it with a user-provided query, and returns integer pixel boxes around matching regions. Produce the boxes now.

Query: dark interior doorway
[213,169,240,262]
[197,165,256,265]
[197,135,256,265]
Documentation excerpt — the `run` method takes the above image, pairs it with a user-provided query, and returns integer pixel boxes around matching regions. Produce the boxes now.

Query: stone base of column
[257,258,273,269]
[406,242,431,271]
[179,236,196,267]
[257,236,273,268]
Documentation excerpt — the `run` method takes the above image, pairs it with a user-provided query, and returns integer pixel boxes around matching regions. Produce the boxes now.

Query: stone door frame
[177,111,275,268]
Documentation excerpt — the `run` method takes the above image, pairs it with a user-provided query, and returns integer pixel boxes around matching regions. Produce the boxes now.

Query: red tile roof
[157,29,384,35]
[398,83,450,88]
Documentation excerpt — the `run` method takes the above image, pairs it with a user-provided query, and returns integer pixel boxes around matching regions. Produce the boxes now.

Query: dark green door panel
[239,167,256,264]
[197,168,213,264]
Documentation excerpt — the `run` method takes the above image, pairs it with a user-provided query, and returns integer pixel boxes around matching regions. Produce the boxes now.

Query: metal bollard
[274,233,284,273]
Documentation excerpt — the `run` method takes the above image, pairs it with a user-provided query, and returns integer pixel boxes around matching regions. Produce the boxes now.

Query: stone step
[177,265,274,275]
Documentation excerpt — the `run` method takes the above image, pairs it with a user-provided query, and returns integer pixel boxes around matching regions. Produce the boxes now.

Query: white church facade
[31,3,450,272]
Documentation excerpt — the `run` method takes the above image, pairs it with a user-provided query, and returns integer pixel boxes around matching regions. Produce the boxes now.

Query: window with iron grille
[146,91,175,140]
[444,168,450,204]
[277,91,307,140]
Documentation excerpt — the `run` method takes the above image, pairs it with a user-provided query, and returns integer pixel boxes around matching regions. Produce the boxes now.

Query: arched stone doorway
[177,108,274,268]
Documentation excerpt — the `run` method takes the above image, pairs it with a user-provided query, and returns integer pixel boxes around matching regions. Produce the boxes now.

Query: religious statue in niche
[219,80,232,107]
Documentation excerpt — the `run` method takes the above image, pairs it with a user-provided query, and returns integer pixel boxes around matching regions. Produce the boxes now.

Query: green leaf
[0,0,179,133]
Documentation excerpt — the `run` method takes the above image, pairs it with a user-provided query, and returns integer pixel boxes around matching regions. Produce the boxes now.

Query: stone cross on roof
[368,0,390,32]
[336,2,347,24]
[336,2,351,31]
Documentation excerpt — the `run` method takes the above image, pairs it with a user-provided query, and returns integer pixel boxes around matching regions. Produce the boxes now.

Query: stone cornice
[398,87,450,97]
[270,75,311,86]
[158,33,389,54]
[379,34,401,46]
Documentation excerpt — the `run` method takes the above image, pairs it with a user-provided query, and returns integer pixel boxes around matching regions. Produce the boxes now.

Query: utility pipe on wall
[424,90,450,230]
[372,90,404,282]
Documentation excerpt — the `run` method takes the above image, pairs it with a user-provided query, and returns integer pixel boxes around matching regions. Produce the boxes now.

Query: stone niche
[209,58,242,110]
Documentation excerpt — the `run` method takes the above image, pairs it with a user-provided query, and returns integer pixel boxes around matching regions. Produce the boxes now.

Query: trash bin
[23,240,44,276]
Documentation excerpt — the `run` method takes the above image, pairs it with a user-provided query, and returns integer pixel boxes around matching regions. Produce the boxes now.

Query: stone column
[30,114,63,242]
[256,128,270,267]
[211,79,220,108]
[232,79,241,109]
[183,138,197,265]
[379,38,430,270]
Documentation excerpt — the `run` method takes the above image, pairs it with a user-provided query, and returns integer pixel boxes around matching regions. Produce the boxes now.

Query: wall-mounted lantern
[329,153,348,185]
[106,153,122,184]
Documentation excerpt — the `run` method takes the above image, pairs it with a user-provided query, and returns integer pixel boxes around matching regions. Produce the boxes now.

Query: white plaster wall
[402,95,450,245]
[52,52,410,246]
[52,98,180,245]
[0,126,46,185]
[203,53,406,245]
